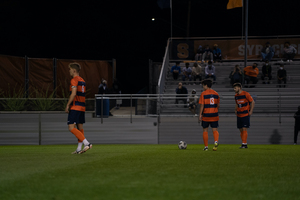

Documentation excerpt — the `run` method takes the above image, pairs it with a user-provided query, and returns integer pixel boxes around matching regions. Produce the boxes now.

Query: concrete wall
[0,113,295,145]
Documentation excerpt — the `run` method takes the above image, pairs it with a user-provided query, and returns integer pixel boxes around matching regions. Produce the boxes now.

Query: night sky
[1,0,299,93]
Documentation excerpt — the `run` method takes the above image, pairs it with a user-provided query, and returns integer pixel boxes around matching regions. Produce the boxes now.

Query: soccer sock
[242,130,248,144]
[76,130,84,152]
[213,131,219,143]
[77,143,83,152]
[70,128,85,142]
[78,129,85,143]
[82,139,89,146]
[203,132,208,147]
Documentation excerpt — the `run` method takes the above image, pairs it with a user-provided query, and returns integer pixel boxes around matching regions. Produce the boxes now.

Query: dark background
[0,0,299,93]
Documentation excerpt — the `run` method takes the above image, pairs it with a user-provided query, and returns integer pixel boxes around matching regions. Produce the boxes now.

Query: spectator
[205,61,216,82]
[283,42,296,62]
[195,45,204,61]
[188,89,198,116]
[171,61,181,80]
[229,65,243,86]
[244,63,259,87]
[277,64,287,88]
[98,79,109,94]
[261,42,275,62]
[175,82,188,107]
[213,44,222,62]
[202,45,213,63]
[261,60,272,84]
[182,63,192,83]
[98,79,113,116]
[192,62,202,85]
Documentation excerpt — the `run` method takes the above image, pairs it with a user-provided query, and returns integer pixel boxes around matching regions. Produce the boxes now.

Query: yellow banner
[227,0,243,9]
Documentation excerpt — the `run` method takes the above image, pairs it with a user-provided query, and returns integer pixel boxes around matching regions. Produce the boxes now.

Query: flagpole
[244,0,248,85]
[170,0,172,41]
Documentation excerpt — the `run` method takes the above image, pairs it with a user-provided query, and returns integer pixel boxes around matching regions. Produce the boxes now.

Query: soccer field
[1,144,299,200]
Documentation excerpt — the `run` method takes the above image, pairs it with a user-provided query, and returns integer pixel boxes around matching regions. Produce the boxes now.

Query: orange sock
[203,132,208,147]
[213,131,219,142]
[79,129,85,143]
[240,132,243,141]
[71,128,85,142]
[242,130,248,144]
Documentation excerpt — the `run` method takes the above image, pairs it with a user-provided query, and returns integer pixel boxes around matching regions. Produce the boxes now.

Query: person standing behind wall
[294,106,300,145]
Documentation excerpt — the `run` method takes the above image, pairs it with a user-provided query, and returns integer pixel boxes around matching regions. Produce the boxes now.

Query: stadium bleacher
[160,61,300,115]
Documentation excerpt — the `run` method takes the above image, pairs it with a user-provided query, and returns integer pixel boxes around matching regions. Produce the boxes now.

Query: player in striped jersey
[198,79,220,151]
[65,63,92,154]
[233,83,255,149]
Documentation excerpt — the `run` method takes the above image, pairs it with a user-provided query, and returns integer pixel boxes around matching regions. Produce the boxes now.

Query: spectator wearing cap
[171,61,181,80]
[205,61,216,82]
[188,89,198,116]
[261,42,274,62]
[213,44,222,62]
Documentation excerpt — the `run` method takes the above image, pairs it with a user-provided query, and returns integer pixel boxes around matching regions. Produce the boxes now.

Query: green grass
[0,144,300,200]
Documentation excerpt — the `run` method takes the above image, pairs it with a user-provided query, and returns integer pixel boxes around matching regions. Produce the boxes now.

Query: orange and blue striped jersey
[199,89,220,122]
[235,91,253,118]
[70,76,86,112]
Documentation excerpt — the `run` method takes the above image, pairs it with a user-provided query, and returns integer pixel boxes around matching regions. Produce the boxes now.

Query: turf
[0,144,300,200]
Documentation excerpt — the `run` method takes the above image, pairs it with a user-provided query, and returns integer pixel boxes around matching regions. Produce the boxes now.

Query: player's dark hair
[69,63,81,72]
[175,61,180,65]
[202,79,212,88]
[233,82,242,88]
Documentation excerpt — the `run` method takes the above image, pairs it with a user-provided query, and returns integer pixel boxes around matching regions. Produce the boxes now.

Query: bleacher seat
[160,61,300,115]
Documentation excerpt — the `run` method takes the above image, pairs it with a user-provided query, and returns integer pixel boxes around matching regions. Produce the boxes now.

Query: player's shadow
[269,129,282,144]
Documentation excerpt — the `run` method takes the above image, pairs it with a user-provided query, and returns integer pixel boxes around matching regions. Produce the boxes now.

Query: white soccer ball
[178,141,187,149]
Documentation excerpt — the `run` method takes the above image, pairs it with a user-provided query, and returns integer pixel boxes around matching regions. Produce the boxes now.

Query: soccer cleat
[239,144,248,149]
[213,141,219,151]
[81,143,93,153]
[71,150,82,154]
[203,147,208,151]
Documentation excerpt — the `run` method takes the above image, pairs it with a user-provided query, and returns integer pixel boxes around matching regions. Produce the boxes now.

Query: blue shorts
[237,116,250,129]
[68,110,85,125]
[202,121,219,128]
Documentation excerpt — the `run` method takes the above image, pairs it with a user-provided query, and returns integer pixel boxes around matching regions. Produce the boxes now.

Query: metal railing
[94,93,299,123]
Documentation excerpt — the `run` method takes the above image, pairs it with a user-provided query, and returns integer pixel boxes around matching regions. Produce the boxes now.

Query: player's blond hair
[69,63,81,72]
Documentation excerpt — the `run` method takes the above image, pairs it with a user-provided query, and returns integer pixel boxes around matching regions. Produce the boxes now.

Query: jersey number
[210,98,214,105]
[81,86,85,93]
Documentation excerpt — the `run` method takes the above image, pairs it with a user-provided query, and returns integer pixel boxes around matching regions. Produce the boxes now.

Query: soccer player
[233,82,255,149]
[198,79,220,151]
[65,63,92,154]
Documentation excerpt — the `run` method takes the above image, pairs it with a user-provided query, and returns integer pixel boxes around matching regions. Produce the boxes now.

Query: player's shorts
[68,110,85,125]
[202,121,219,128]
[237,116,250,129]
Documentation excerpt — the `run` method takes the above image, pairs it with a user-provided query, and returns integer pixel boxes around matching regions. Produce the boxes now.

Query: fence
[0,54,115,98]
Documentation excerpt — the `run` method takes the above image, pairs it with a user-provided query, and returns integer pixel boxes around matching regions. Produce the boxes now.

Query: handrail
[157,38,170,94]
